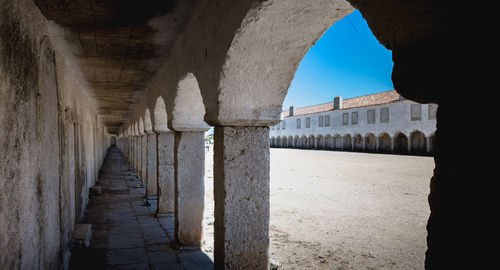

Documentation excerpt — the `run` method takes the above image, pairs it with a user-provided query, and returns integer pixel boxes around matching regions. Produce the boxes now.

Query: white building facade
[270,90,437,155]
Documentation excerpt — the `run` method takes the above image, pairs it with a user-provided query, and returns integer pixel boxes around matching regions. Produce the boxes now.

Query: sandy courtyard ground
[202,148,434,270]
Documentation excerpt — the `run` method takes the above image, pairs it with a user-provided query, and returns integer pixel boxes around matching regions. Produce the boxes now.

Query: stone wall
[0,0,110,268]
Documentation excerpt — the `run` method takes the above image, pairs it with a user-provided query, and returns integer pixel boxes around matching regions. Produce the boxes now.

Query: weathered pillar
[132,136,136,169]
[141,135,148,188]
[174,130,206,247]
[213,126,270,269]
[129,137,132,162]
[146,132,158,198]
[136,136,141,174]
[156,131,175,216]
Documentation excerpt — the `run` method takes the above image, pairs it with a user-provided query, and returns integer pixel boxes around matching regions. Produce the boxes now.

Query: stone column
[426,135,433,154]
[136,136,141,174]
[141,135,148,188]
[132,136,137,170]
[130,137,134,168]
[146,132,158,198]
[156,131,175,216]
[128,136,133,164]
[174,130,206,247]
[213,126,270,269]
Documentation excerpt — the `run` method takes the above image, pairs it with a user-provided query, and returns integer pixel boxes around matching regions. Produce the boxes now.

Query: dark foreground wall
[0,0,110,268]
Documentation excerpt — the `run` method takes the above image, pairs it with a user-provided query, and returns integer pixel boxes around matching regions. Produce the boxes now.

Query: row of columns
[118,130,206,247]
[117,126,271,269]
[272,133,434,154]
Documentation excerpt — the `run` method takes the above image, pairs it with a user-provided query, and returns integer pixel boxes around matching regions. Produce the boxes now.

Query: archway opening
[365,133,377,152]
[263,8,435,270]
[410,130,427,155]
[394,132,409,154]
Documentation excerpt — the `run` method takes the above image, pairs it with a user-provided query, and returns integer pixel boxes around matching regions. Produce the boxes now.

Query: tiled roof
[282,90,402,118]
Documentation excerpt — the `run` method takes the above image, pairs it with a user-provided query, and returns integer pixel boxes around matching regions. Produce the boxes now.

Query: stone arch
[172,73,209,130]
[143,109,153,134]
[308,135,315,149]
[133,122,139,136]
[153,96,169,133]
[353,134,363,151]
[334,134,343,150]
[365,133,377,152]
[343,134,352,151]
[410,130,427,154]
[294,136,300,148]
[378,133,392,153]
[325,135,334,150]
[282,136,288,148]
[394,132,408,154]
[138,117,145,135]
[211,1,354,125]
[300,136,308,149]
[317,135,325,150]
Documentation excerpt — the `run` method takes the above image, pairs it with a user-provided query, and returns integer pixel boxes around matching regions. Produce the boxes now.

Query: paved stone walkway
[69,147,213,270]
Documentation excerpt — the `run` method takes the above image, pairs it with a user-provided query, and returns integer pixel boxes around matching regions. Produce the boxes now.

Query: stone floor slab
[69,147,213,270]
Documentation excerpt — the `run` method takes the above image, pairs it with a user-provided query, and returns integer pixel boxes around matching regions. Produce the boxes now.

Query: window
[325,115,330,126]
[282,121,286,130]
[428,104,437,120]
[342,113,348,125]
[306,117,311,128]
[411,104,422,121]
[380,107,389,123]
[319,116,324,127]
[351,112,358,125]
[296,119,301,129]
[367,109,375,124]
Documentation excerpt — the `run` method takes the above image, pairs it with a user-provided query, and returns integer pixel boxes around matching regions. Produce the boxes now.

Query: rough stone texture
[174,131,205,246]
[136,136,142,184]
[0,1,109,269]
[0,0,490,269]
[141,135,148,186]
[213,126,270,269]
[157,132,175,215]
[146,134,158,197]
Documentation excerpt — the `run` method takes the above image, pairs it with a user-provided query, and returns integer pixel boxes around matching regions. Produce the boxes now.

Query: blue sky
[206,10,393,135]
[282,9,394,109]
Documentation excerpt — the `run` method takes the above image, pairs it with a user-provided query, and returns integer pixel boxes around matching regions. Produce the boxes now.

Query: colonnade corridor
[69,147,212,270]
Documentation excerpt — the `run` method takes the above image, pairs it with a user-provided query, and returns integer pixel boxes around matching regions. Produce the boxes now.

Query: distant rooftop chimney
[289,106,294,116]
[334,96,343,110]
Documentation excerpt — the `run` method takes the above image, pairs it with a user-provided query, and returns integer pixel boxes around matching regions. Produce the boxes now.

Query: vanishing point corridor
[0,0,489,269]
[69,147,212,270]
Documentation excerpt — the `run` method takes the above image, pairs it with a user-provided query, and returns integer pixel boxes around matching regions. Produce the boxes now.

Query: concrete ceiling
[34,0,202,134]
